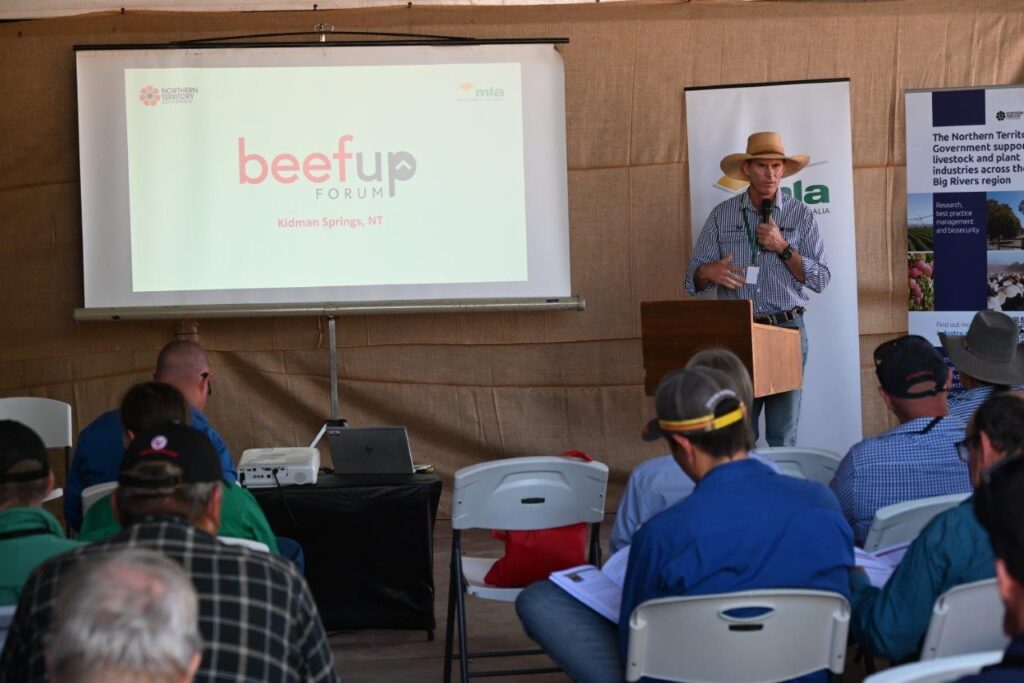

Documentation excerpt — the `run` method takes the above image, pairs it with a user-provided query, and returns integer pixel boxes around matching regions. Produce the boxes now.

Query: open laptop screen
[328,426,414,475]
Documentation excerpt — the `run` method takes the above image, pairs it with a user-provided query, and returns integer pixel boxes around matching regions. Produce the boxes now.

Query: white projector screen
[75,42,572,315]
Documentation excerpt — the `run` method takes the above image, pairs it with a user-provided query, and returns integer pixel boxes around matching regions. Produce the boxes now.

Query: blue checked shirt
[829,414,971,545]
[685,191,830,315]
[948,385,1023,424]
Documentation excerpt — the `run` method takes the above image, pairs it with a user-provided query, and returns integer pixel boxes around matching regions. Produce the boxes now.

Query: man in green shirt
[0,421,81,606]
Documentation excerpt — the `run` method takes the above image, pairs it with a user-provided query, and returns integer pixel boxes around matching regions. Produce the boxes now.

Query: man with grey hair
[65,340,238,531]
[1,423,338,682]
[47,548,202,683]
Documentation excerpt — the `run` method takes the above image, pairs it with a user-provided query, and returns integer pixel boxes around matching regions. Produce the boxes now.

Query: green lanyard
[740,210,760,265]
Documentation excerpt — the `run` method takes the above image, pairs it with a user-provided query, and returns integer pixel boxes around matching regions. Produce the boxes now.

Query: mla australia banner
[906,85,1024,389]
[684,80,862,455]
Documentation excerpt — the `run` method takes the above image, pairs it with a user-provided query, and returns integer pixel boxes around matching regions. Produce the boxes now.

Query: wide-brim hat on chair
[939,310,1024,385]
[719,132,811,181]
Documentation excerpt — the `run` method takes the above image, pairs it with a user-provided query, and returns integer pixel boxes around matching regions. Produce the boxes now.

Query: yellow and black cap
[642,366,746,442]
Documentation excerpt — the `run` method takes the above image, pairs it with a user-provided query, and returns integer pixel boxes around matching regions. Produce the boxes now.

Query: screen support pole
[328,315,339,420]
[314,316,349,450]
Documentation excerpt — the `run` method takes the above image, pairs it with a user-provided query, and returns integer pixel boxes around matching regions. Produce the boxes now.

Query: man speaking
[684,132,830,447]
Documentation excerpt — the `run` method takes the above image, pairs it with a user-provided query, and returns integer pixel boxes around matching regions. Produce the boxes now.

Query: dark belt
[754,306,805,326]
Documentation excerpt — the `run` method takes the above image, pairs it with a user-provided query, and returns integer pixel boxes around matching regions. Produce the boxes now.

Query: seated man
[958,453,1024,681]
[46,548,202,683]
[941,310,1024,423]
[849,392,1024,661]
[0,423,338,683]
[65,340,238,531]
[516,366,853,683]
[0,421,82,606]
[78,382,281,557]
[830,335,971,544]
[610,347,779,553]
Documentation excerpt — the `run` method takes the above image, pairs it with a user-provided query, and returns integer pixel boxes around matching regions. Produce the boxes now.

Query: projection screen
[74,42,574,318]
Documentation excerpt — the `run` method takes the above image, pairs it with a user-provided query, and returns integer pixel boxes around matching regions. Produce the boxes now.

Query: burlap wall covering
[2,0,1021,519]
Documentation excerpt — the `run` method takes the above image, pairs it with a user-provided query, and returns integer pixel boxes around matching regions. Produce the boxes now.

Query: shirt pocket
[717,224,749,255]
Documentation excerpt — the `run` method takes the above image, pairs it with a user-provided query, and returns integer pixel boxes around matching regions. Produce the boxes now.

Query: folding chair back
[82,481,118,515]
[0,397,72,450]
[0,604,15,651]
[451,455,608,531]
[864,493,970,552]
[752,446,843,485]
[218,536,272,553]
[864,650,1003,683]
[921,579,1008,660]
[625,589,850,683]
[444,455,609,683]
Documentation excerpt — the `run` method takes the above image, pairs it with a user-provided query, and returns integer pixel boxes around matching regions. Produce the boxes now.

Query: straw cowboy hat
[939,310,1024,385]
[719,132,811,181]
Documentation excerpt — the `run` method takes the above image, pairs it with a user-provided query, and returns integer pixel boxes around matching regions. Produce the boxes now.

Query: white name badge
[745,266,760,285]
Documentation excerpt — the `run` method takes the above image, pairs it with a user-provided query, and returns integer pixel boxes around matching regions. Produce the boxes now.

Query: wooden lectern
[640,300,802,398]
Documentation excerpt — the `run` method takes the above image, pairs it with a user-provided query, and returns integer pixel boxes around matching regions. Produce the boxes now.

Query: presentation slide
[76,44,571,311]
[124,63,527,293]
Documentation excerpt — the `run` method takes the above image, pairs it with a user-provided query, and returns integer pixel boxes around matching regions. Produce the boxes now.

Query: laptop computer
[328,426,415,475]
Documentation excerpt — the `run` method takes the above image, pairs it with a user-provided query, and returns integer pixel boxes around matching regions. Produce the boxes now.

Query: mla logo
[139,85,160,107]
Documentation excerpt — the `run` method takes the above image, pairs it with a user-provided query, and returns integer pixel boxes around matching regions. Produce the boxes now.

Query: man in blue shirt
[830,335,971,545]
[516,366,853,682]
[684,132,829,447]
[940,310,1024,424]
[957,451,1024,681]
[849,392,1024,661]
[65,340,237,530]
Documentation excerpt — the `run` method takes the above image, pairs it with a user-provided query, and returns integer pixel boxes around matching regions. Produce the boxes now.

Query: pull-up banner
[906,86,1024,357]
[685,79,862,454]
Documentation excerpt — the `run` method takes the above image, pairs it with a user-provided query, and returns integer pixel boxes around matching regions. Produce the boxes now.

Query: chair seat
[462,556,523,602]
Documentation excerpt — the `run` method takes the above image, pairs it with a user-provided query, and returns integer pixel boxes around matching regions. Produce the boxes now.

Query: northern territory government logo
[996,110,1024,122]
[138,85,199,106]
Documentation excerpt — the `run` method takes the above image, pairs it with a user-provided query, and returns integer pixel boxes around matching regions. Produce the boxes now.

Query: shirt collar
[739,189,789,212]
[698,456,768,488]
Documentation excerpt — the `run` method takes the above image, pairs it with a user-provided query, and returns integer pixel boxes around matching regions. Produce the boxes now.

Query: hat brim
[939,332,1024,386]
[642,418,666,442]
[719,153,810,181]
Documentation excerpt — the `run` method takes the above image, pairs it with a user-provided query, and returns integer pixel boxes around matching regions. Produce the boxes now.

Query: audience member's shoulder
[77,408,122,437]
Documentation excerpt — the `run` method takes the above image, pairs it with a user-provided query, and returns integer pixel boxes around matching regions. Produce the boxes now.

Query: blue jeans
[751,318,808,447]
[515,579,623,683]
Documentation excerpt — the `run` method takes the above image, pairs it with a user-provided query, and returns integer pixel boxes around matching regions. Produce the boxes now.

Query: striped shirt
[684,190,830,316]
[828,415,971,545]
[948,384,1021,424]
[0,516,339,683]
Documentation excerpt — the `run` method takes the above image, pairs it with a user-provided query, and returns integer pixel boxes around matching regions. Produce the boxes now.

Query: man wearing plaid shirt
[829,335,972,545]
[0,423,339,683]
[685,132,829,447]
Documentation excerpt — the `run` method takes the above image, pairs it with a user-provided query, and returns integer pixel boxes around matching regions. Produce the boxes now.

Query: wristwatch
[780,244,794,261]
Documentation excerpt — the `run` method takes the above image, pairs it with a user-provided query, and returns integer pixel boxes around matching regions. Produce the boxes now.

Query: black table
[252,472,442,634]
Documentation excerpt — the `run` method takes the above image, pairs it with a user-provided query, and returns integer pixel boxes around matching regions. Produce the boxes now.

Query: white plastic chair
[920,578,1008,660]
[0,604,16,651]
[81,481,119,515]
[752,446,843,485]
[442,456,609,683]
[865,650,1003,683]
[863,493,971,552]
[218,536,271,553]
[0,397,73,490]
[625,589,850,682]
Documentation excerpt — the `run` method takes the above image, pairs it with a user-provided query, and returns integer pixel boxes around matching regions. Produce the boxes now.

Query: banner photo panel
[685,79,862,455]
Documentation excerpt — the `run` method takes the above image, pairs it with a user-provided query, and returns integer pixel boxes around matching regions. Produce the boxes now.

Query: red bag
[483,451,592,588]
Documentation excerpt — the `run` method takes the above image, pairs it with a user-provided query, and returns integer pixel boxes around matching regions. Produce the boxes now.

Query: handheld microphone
[760,199,774,225]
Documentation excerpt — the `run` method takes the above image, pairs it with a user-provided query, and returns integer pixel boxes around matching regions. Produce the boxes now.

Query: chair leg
[443,532,460,683]
[454,546,470,683]
[588,522,602,566]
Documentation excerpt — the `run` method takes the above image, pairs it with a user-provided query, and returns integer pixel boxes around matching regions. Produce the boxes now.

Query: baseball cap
[873,335,948,399]
[119,422,222,493]
[0,420,49,483]
[642,366,746,442]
